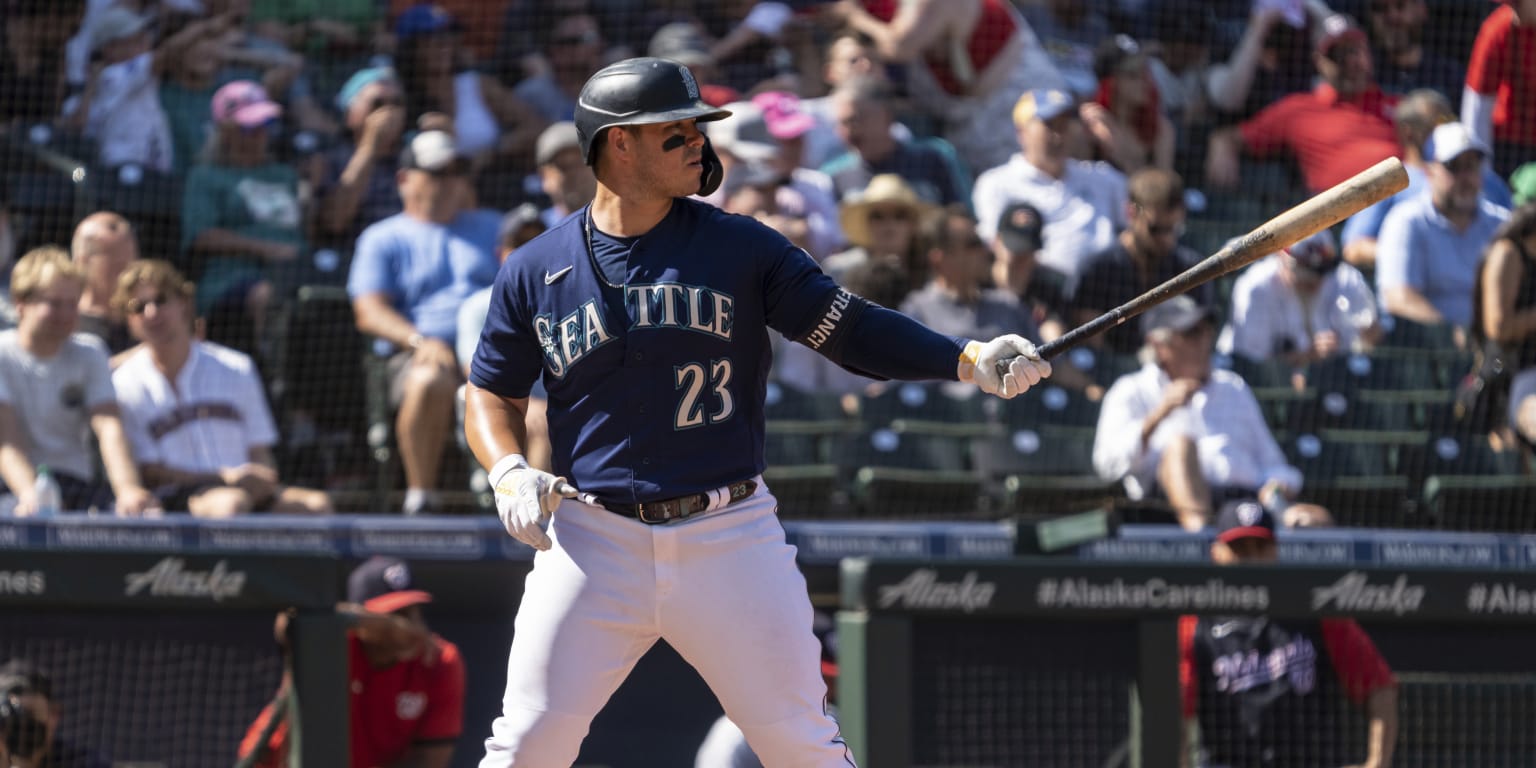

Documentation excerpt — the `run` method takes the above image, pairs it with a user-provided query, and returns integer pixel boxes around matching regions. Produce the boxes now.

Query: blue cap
[1215,498,1276,543]
[396,4,459,40]
[335,66,396,113]
[1013,89,1075,126]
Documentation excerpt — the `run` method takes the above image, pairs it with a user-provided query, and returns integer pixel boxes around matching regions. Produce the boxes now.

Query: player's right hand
[962,335,1052,399]
[489,454,578,551]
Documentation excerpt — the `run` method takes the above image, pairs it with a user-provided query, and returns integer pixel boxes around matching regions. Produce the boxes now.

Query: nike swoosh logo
[544,266,574,285]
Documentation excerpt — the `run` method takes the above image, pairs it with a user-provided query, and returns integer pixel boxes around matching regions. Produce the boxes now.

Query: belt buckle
[636,501,674,525]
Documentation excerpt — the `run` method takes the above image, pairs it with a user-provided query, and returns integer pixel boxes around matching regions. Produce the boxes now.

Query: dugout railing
[0,548,350,768]
[838,558,1536,768]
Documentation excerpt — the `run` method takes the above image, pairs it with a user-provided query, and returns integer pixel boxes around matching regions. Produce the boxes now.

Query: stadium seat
[999,382,1101,430]
[1227,354,1299,390]
[1422,475,1536,532]
[1287,389,1416,433]
[268,286,370,499]
[856,382,991,437]
[1286,430,1413,528]
[841,428,981,518]
[763,382,849,516]
[1285,431,1392,481]
[1305,352,1438,394]
[1402,431,1525,482]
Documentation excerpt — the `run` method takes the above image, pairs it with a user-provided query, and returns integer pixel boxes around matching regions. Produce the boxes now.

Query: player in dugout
[1181,498,1399,768]
[462,57,1051,765]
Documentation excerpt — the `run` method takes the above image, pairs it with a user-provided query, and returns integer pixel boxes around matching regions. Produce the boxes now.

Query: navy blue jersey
[471,199,860,504]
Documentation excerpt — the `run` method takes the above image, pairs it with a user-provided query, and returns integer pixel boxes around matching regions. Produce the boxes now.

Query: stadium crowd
[0,0,1534,530]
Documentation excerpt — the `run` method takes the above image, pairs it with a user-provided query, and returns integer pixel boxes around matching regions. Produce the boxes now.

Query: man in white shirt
[112,260,332,518]
[1219,229,1382,365]
[1093,295,1305,531]
[972,89,1127,291]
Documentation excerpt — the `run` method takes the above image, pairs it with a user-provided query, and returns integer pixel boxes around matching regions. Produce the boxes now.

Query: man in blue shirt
[348,130,501,515]
[1376,121,1510,330]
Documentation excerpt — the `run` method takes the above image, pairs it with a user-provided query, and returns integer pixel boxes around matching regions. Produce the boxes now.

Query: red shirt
[1466,4,1536,145]
[864,0,1016,95]
[239,632,466,768]
[1179,615,1397,718]
[1238,84,1401,192]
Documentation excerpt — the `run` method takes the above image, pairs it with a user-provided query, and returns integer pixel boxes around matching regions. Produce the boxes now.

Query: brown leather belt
[602,480,758,524]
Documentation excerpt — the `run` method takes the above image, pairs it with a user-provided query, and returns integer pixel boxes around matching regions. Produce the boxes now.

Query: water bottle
[33,465,61,518]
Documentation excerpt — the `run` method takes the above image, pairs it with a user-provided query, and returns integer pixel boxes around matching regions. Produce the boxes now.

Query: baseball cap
[1093,34,1145,80]
[997,202,1044,253]
[498,203,545,248]
[649,22,713,68]
[335,66,396,113]
[752,91,816,140]
[396,3,460,39]
[535,121,581,167]
[1283,228,1339,274]
[1215,498,1277,544]
[1141,294,1216,337]
[400,130,466,173]
[1425,122,1490,164]
[1511,162,1536,206]
[211,81,283,129]
[1012,89,1075,128]
[1315,14,1367,57]
[347,556,433,614]
[88,5,151,52]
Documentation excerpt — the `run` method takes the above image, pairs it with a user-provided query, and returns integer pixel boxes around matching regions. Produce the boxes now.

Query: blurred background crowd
[2,0,1534,530]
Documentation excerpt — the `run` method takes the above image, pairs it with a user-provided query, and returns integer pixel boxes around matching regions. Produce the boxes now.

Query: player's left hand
[489,454,578,551]
[962,335,1051,399]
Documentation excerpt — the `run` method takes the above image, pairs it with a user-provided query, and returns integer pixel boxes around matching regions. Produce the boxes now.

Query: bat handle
[990,336,1070,380]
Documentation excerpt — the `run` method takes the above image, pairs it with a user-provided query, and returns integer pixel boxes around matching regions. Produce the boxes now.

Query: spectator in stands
[70,212,139,359]
[393,4,546,174]
[349,130,501,516]
[1475,204,1536,448]
[1179,499,1398,768]
[512,11,605,123]
[828,0,1067,175]
[1376,122,1510,330]
[1081,35,1174,174]
[0,658,110,768]
[818,78,968,208]
[1016,0,1111,100]
[0,247,157,517]
[991,202,1069,344]
[1366,0,1463,100]
[315,67,407,244]
[180,80,305,356]
[647,22,742,108]
[1073,168,1210,356]
[901,205,1037,343]
[1206,14,1401,195]
[158,15,242,176]
[1219,228,1382,366]
[798,31,896,166]
[1202,1,1319,123]
[703,0,803,97]
[974,88,1127,292]
[1463,0,1536,178]
[1093,295,1306,531]
[458,204,550,472]
[111,260,332,517]
[1342,89,1514,271]
[240,556,465,768]
[533,121,596,229]
[0,183,17,328]
[0,0,87,130]
[822,173,934,284]
[389,0,509,68]
[65,7,224,176]
[723,168,815,254]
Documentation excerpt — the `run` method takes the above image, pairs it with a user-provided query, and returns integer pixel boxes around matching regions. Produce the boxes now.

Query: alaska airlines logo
[124,557,246,602]
[1310,571,1425,615]
[625,283,734,340]
[877,569,996,613]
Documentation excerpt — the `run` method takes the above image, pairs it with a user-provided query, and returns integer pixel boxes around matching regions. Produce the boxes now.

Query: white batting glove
[961,335,1052,399]
[489,454,578,551]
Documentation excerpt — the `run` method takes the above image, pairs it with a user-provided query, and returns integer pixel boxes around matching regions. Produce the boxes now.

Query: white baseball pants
[479,483,855,767]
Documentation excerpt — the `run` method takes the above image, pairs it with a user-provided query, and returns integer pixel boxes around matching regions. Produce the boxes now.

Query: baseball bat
[997,156,1409,377]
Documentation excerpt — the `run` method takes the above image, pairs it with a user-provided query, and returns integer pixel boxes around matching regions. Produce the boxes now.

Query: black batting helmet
[574,57,731,165]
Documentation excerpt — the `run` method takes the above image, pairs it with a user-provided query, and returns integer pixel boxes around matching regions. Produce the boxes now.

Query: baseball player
[464,57,1051,766]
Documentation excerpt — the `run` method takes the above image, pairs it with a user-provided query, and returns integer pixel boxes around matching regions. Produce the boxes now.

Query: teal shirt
[181,162,306,311]
[159,81,219,175]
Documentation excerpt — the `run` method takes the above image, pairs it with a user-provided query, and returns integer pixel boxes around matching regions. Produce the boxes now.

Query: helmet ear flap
[698,135,724,196]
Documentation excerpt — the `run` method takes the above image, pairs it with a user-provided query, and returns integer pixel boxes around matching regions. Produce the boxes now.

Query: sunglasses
[126,294,171,315]
[867,209,911,223]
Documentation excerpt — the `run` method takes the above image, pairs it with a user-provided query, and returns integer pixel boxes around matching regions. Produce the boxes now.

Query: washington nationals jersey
[470,199,844,504]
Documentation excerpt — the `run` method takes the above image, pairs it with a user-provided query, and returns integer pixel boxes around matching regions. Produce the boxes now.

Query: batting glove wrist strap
[489,453,530,488]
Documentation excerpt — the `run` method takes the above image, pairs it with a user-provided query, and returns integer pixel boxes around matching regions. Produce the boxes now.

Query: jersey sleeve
[1320,618,1397,704]
[1178,615,1199,718]
[417,639,466,742]
[468,261,544,398]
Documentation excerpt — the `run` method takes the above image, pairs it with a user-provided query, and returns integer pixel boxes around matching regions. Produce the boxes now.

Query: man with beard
[1366,0,1463,101]
[1376,122,1510,330]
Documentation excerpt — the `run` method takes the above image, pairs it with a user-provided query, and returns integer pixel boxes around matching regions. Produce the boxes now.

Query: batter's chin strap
[699,135,725,197]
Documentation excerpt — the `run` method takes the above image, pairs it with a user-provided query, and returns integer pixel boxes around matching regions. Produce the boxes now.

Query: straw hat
[839,174,938,248]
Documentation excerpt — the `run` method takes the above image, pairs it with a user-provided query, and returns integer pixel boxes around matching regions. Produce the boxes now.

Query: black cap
[0,659,51,698]
[997,202,1044,253]
[1141,295,1216,337]
[1215,498,1276,543]
[1093,34,1145,80]
[347,556,433,614]
[498,203,545,249]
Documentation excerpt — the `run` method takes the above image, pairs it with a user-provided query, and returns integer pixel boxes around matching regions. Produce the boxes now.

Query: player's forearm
[1365,686,1399,767]
[464,383,531,471]
[833,304,968,381]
